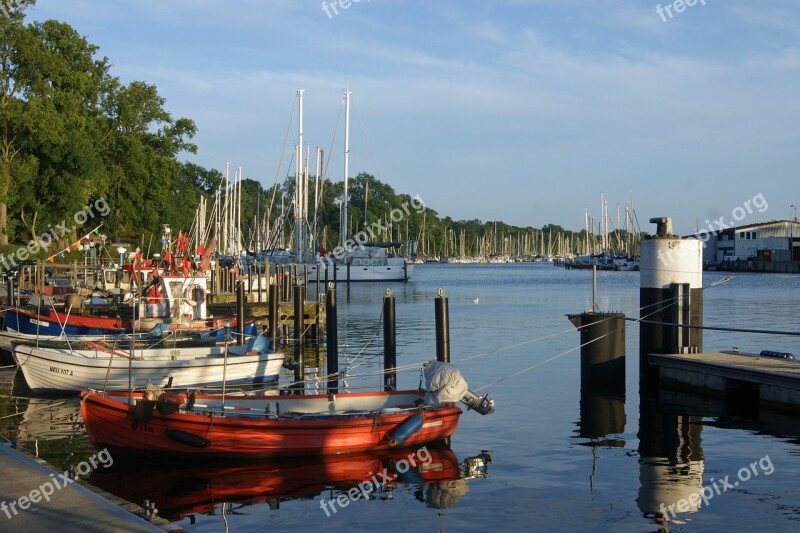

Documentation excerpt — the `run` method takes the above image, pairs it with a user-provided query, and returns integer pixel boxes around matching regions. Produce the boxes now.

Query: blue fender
[388,414,424,446]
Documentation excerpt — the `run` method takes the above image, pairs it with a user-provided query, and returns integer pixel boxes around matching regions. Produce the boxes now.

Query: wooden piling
[268,283,279,349]
[383,288,397,391]
[293,280,305,389]
[435,288,450,363]
[326,283,339,393]
[236,281,245,346]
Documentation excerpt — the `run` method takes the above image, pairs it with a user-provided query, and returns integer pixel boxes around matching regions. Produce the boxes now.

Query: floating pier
[649,351,800,413]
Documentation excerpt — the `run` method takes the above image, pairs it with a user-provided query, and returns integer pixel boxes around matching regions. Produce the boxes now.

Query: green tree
[13,19,109,242]
[99,80,197,236]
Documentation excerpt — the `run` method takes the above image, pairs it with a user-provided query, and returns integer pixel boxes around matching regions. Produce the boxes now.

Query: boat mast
[341,90,351,249]
[237,166,243,257]
[584,208,589,255]
[295,89,305,261]
[313,147,322,256]
[223,162,230,255]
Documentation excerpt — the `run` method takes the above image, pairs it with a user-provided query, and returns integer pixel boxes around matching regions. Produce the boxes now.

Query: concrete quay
[1,442,181,532]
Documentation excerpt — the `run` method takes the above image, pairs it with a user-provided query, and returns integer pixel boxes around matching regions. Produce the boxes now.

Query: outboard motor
[461,389,495,415]
[423,360,495,415]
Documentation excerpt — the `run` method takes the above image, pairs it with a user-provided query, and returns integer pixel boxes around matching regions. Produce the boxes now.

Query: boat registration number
[49,366,73,376]
[31,319,50,327]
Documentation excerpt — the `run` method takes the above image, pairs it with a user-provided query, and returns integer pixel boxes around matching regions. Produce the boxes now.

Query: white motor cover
[423,360,468,406]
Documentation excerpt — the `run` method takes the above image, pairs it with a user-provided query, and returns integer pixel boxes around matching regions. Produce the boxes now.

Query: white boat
[309,242,413,283]
[12,335,284,393]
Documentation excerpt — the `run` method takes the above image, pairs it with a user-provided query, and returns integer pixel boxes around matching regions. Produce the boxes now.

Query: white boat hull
[12,344,285,393]
[307,261,413,282]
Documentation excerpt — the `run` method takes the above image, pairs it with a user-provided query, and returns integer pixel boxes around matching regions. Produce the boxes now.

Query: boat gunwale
[81,389,462,429]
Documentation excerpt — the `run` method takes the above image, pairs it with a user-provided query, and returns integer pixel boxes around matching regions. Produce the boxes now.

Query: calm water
[1,263,799,532]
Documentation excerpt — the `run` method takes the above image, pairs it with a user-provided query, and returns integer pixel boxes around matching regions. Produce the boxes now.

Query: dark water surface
[2,263,799,532]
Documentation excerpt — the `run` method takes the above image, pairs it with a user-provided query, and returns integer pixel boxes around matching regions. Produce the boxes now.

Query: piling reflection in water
[89,445,493,521]
[568,313,627,493]
[637,393,705,525]
[568,311,626,446]
[575,344,626,446]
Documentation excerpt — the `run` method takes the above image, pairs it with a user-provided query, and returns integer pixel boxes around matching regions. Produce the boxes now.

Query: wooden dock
[649,351,800,413]
[207,298,325,330]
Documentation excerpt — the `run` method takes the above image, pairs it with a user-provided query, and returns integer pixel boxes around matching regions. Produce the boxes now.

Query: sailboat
[308,91,413,283]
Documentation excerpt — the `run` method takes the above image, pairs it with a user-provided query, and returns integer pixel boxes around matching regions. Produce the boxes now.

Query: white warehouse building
[689,220,800,267]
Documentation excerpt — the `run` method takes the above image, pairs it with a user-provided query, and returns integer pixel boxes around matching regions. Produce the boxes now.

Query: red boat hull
[5,306,250,336]
[81,390,462,458]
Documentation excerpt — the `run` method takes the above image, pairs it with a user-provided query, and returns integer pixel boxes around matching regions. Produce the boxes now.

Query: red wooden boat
[80,388,462,458]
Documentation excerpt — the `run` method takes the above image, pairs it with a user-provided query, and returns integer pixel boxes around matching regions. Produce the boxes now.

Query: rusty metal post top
[649,217,674,237]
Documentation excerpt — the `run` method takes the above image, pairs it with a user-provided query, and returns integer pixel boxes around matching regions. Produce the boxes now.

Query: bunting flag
[199,239,215,272]
[46,223,104,262]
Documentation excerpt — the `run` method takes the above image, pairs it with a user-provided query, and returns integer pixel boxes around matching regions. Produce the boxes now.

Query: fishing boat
[3,273,243,337]
[80,388,459,458]
[0,321,257,354]
[12,334,283,393]
[80,360,492,458]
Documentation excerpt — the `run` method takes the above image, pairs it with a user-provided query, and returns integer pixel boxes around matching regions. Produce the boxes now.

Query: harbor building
[689,220,800,272]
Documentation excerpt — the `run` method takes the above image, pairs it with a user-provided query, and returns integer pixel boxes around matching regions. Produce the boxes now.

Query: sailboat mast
[237,166,242,256]
[584,208,589,255]
[341,90,351,249]
[223,162,230,255]
[313,147,322,256]
[255,189,260,252]
[295,89,305,260]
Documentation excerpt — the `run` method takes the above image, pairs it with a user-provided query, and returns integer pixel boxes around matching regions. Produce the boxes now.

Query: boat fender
[165,428,211,448]
[390,460,424,485]
[388,414,424,446]
[156,392,187,415]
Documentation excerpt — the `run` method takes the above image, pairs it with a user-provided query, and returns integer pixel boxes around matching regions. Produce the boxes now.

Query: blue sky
[26,0,800,234]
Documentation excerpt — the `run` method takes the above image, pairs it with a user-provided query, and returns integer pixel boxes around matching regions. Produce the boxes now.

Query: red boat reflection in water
[89,445,492,521]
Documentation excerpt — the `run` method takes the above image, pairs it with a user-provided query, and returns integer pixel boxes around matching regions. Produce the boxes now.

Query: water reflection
[572,341,626,494]
[637,378,800,527]
[575,380,626,447]
[0,389,91,471]
[14,397,83,442]
[658,387,800,446]
[89,445,493,522]
[637,392,706,526]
